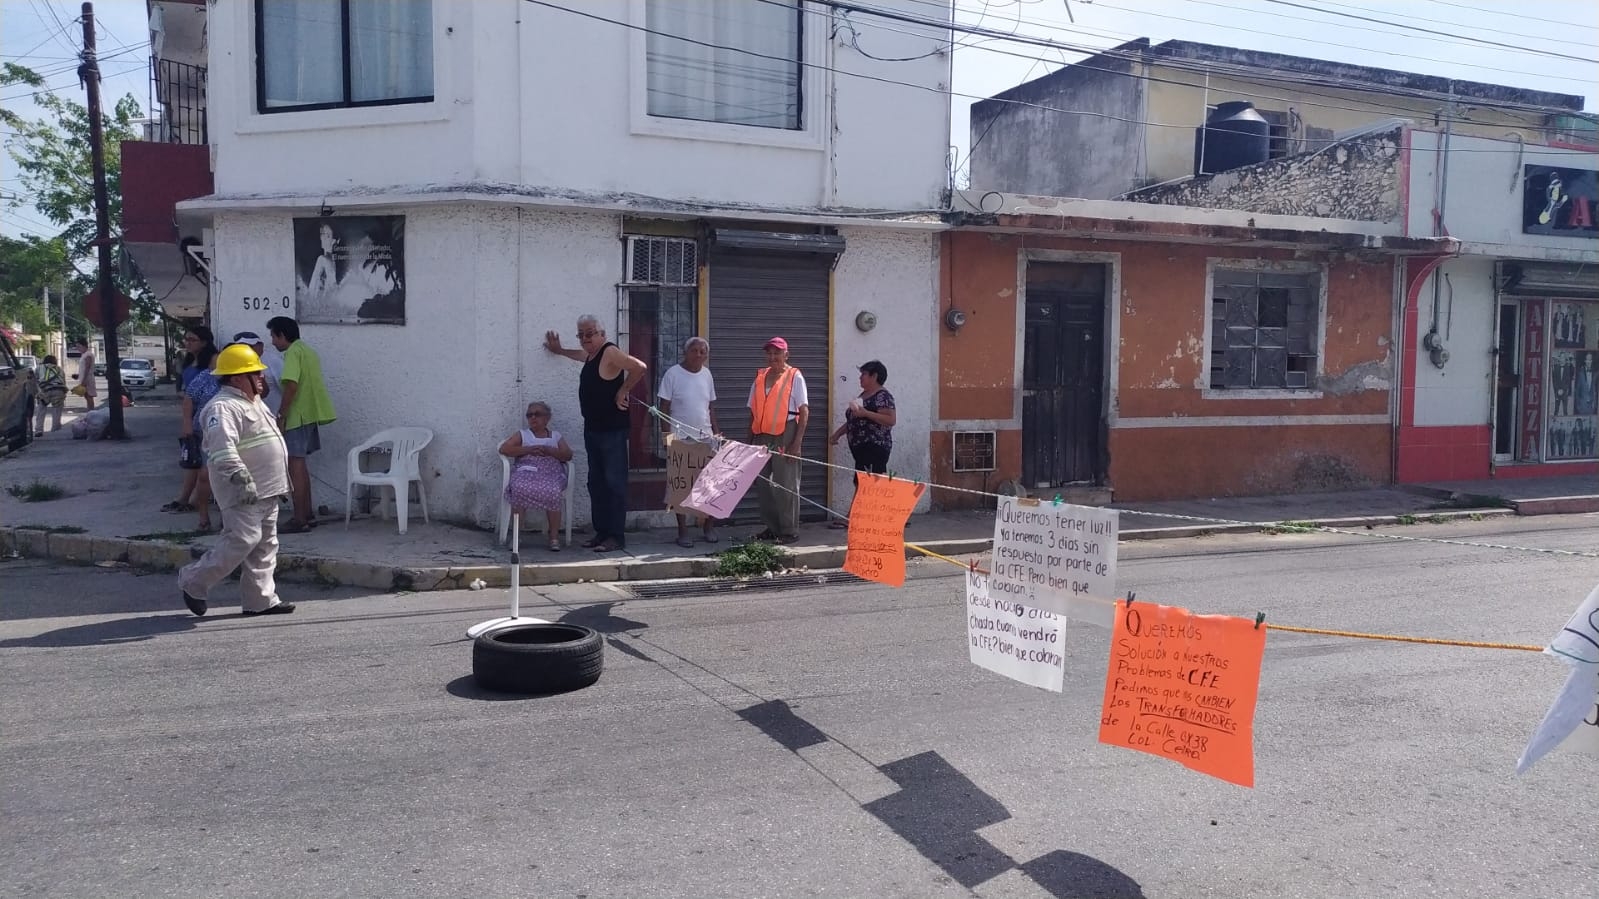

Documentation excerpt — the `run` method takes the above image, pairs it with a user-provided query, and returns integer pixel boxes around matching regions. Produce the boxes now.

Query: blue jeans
[584,427,630,545]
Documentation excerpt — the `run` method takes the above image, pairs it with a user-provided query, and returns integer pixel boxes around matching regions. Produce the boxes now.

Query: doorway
[1492,301,1519,461]
[1022,261,1108,487]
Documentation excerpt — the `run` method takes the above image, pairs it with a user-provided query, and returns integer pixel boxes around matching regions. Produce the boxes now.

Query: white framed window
[256,0,434,113]
[644,0,803,131]
[1206,263,1325,393]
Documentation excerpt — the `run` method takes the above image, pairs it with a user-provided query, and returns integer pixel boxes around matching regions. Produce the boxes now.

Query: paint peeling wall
[1126,128,1403,222]
[933,230,1397,504]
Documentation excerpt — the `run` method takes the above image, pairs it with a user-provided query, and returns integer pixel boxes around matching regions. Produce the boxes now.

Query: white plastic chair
[498,454,574,547]
[345,427,433,535]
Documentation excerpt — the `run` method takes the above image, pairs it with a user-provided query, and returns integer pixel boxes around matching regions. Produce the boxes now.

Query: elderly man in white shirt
[656,336,720,547]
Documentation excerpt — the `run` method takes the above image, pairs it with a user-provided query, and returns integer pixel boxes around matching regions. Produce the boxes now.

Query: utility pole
[80,2,125,438]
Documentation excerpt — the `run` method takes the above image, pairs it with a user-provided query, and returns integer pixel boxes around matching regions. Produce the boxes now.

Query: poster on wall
[293,216,406,325]
[1520,299,1545,462]
[1523,165,1598,237]
[1552,303,1588,349]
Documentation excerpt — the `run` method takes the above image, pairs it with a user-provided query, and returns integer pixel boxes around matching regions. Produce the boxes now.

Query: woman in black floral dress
[829,360,897,527]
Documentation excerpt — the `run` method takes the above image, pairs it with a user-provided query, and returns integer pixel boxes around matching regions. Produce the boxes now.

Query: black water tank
[1193,101,1271,176]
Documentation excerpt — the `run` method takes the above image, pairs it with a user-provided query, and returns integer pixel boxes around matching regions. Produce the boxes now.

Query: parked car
[119,357,158,390]
[93,360,107,377]
[16,354,38,373]
[0,331,33,451]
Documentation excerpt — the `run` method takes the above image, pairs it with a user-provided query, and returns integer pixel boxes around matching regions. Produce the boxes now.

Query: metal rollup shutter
[707,248,834,523]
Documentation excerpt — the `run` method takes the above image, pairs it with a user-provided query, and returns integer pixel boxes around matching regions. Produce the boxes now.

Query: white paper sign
[966,570,1065,692]
[989,496,1119,624]
[1517,582,1599,774]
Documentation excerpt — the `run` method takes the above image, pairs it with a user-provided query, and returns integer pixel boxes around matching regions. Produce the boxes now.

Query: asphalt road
[2,515,1596,899]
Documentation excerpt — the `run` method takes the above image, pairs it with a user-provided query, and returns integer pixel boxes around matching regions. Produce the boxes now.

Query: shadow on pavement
[556,602,649,634]
[738,700,1147,899]
[444,674,542,702]
[0,613,199,648]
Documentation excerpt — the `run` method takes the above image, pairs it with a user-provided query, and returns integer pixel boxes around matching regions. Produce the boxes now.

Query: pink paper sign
[678,441,770,519]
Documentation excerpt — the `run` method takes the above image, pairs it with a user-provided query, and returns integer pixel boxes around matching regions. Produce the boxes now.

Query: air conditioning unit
[624,236,697,287]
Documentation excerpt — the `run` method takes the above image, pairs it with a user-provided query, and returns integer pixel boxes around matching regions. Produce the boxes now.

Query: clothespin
[1254,611,1266,630]
[887,469,895,482]
[1125,590,1136,608]
[969,558,979,572]
[1052,493,1062,506]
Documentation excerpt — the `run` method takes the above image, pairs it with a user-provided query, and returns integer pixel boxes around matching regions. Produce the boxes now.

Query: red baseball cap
[765,337,788,350]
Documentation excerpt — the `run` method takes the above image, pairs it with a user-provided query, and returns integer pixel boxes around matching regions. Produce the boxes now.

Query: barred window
[1210,269,1320,390]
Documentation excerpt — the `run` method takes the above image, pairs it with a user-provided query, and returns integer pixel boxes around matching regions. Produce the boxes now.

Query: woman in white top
[499,401,574,551]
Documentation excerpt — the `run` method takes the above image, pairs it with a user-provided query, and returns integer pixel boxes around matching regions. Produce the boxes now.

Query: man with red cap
[746,336,809,543]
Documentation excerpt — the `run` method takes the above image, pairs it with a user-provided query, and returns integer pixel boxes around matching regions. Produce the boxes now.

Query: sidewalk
[1,402,1577,593]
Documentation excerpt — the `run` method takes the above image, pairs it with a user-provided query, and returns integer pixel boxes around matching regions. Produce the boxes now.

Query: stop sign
[82,286,131,329]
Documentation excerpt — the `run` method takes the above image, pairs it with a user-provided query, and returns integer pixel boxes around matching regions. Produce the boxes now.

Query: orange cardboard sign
[1098,601,1267,787]
[842,474,924,587]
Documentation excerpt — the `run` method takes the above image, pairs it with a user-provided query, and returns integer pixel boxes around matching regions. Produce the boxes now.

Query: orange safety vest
[750,366,799,436]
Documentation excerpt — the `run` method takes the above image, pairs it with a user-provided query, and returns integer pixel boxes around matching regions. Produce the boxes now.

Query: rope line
[726,437,1549,655]
[645,403,1599,560]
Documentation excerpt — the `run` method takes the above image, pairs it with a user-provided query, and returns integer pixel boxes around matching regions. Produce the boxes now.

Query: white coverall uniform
[178,385,292,611]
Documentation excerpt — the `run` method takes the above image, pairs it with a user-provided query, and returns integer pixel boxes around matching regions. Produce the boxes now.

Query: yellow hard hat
[213,343,267,377]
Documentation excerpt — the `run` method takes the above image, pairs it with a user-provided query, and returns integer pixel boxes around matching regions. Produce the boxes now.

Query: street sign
[82,286,131,329]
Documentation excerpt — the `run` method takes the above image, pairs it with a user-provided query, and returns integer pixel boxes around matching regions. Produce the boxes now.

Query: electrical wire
[1255,0,1599,65]
[678,0,1589,157]
[1416,0,1599,33]
[1301,0,1599,50]
[860,0,1592,113]
[1082,0,1599,84]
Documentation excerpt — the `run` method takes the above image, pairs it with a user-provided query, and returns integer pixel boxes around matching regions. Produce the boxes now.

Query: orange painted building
[931,197,1453,506]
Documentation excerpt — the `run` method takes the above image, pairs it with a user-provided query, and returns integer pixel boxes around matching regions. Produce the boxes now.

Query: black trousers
[850,443,891,485]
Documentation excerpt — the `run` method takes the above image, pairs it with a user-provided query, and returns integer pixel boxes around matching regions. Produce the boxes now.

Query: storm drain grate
[626,570,866,599]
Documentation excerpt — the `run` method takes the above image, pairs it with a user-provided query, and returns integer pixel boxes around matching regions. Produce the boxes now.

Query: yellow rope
[902,543,1546,653]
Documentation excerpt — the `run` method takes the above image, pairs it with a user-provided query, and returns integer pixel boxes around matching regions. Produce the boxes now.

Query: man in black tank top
[545,315,648,552]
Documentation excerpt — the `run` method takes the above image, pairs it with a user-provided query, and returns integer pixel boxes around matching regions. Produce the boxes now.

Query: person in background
[499,401,575,552]
[829,360,897,528]
[164,327,217,515]
[72,339,97,410]
[268,316,337,534]
[32,354,68,435]
[657,336,720,548]
[747,336,808,545]
[181,343,222,530]
[178,343,294,619]
[231,330,282,416]
[544,314,648,554]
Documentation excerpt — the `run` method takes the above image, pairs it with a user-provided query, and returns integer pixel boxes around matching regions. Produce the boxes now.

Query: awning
[710,229,846,255]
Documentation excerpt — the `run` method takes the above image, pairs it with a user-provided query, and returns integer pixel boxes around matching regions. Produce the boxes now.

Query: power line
[1299,0,1599,50]
[1255,0,1599,65]
[1415,0,1599,32]
[532,0,1592,155]
[835,0,1590,115]
[836,0,1556,134]
[1085,0,1599,82]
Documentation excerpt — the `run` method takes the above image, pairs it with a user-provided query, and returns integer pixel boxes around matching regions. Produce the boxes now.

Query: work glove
[229,470,260,506]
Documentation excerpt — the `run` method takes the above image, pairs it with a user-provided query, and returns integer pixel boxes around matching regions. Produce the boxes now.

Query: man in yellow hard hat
[179,343,295,618]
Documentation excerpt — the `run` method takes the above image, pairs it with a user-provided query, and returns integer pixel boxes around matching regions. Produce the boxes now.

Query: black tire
[472,623,604,695]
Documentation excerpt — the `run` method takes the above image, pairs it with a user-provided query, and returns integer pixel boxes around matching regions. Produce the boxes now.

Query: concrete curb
[0,508,1520,593]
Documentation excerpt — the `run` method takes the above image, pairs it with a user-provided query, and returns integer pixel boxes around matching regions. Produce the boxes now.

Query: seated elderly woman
[499,401,574,551]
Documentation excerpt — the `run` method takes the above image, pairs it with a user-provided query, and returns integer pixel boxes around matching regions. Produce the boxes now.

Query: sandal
[161,501,195,513]
[280,519,312,534]
[774,534,800,545]
[702,528,720,544]
[548,540,561,553]
[593,539,621,553]
[676,536,695,549]
[751,530,778,542]
[828,520,849,529]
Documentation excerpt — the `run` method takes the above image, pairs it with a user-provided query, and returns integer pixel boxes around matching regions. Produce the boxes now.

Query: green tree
[6,64,161,329]
[0,235,78,347]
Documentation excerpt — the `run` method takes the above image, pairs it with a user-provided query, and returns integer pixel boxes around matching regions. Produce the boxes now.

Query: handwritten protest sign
[966,570,1065,692]
[1517,582,1599,773]
[678,441,769,520]
[842,474,923,587]
[990,496,1118,624]
[1098,601,1266,787]
[664,437,718,512]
